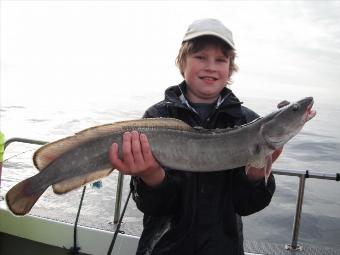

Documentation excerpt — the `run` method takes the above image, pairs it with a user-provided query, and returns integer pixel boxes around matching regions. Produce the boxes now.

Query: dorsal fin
[33,118,192,171]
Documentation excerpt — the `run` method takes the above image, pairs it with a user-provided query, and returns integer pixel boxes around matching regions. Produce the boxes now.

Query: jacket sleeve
[129,104,183,216]
[130,170,182,216]
[232,168,276,216]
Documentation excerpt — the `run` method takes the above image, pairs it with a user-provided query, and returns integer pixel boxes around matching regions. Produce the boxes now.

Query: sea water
[1,95,340,250]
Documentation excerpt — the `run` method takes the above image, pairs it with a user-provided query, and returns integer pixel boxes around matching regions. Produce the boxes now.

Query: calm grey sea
[1,95,340,250]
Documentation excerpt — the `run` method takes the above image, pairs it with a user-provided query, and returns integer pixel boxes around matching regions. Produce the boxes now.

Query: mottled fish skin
[5,97,316,215]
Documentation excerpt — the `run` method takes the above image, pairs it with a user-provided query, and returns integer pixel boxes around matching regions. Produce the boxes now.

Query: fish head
[261,97,316,149]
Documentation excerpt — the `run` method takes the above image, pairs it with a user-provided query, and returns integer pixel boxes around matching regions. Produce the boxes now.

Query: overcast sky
[1,1,340,107]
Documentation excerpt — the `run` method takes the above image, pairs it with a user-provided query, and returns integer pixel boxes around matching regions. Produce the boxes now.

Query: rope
[68,185,87,255]
[107,190,132,255]
[2,149,35,163]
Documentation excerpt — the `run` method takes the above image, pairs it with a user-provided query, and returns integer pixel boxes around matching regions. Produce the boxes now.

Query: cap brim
[183,31,235,49]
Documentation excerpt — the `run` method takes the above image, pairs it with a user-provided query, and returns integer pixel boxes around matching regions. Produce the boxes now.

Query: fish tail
[5,176,47,216]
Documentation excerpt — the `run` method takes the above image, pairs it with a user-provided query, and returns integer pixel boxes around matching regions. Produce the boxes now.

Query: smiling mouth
[199,76,217,81]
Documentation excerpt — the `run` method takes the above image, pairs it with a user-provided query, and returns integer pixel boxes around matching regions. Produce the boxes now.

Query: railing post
[285,174,306,251]
[113,172,124,224]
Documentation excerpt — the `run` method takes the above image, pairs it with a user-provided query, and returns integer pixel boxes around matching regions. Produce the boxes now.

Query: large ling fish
[6,97,316,215]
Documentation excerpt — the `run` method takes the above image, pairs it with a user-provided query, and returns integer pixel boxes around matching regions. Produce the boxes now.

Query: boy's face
[183,44,230,103]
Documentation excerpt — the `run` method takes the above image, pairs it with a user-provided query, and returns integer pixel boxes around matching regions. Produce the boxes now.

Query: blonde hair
[176,36,238,85]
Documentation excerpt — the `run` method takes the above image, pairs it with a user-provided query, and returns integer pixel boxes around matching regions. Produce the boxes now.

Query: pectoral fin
[246,154,272,185]
[264,155,272,185]
[247,155,267,169]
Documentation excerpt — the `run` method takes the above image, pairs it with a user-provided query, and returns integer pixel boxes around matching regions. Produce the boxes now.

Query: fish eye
[292,104,300,111]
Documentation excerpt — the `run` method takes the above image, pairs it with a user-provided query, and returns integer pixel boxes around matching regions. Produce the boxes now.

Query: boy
[109,18,282,255]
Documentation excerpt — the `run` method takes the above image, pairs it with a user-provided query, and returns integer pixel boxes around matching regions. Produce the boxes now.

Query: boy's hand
[109,131,165,187]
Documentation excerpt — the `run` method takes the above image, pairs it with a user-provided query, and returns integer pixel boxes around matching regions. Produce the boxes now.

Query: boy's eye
[217,58,228,62]
[194,55,204,60]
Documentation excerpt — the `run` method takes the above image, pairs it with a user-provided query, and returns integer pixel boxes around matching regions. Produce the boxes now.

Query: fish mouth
[305,99,316,122]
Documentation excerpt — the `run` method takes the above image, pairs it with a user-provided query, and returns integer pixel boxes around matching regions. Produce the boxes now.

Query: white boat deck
[1,197,340,255]
[0,200,139,255]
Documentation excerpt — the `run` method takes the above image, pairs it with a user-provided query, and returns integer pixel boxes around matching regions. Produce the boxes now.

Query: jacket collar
[164,81,243,117]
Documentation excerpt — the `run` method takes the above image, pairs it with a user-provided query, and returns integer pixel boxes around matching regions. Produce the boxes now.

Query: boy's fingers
[131,131,144,165]
[140,133,154,162]
[272,147,283,162]
[122,132,134,166]
[109,143,125,171]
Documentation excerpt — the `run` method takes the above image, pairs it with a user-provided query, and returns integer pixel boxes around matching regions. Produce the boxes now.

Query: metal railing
[2,137,340,252]
[273,168,339,251]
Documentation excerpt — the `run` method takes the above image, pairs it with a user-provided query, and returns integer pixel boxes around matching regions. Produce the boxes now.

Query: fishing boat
[1,137,339,255]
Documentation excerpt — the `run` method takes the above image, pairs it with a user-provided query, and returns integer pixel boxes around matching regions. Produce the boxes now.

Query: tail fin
[5,176,47,216]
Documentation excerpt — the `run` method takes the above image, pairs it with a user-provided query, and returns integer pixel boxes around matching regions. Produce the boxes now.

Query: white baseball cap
[182,18,235,49]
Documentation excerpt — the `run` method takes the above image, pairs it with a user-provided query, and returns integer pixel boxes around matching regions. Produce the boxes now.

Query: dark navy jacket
[131,81,275,255]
